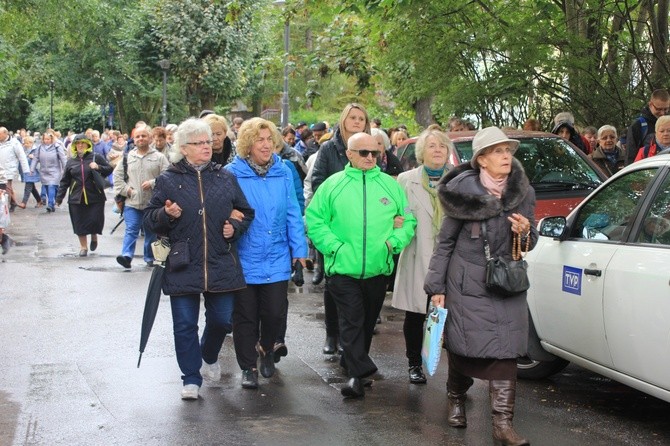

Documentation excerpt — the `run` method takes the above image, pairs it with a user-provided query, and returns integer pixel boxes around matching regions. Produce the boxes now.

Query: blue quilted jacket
[226,154,308,284]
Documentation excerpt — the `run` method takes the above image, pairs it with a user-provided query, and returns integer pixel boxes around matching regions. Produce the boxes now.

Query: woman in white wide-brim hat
[424,126,538,446]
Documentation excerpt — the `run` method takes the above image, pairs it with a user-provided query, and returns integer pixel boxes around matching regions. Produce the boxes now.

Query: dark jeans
[328,274,387,378]
[170,292,234,387]
[233,281,288,370]
[21,182,41,204]
[404,311,426,367]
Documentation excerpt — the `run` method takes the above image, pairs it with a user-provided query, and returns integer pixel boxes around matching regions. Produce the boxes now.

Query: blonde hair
[415,129,454,164]
[655,115,670,132]
[391,129,408,147]
[337,103,371,144]
[202,114,229,133]
[236,117,282,158]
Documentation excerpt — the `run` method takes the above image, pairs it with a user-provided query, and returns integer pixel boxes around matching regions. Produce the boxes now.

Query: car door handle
[584,268,602,277]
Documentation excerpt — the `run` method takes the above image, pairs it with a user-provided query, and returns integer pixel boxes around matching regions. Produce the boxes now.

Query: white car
[519,154,670,403]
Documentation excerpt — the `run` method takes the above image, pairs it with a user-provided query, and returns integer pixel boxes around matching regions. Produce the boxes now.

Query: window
[637,173,670,245]
[570,169,658,241]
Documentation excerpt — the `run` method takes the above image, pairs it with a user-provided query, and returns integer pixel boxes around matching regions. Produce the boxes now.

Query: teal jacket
[306,164,416,279]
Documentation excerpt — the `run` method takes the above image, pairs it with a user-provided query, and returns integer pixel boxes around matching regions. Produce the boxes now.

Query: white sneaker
[181,384,199,400]
[200,360,221,381]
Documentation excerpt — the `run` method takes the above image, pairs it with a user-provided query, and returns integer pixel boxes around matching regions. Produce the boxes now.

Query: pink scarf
[479,169,508,198]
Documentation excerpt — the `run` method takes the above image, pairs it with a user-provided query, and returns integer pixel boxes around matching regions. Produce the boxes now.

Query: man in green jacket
[306,132,416,398]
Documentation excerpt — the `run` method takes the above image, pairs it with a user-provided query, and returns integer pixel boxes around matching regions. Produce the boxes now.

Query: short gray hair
[415,129,454,164]
[171,118,212,163]
[597,125,617,139]
[370,128,391,150]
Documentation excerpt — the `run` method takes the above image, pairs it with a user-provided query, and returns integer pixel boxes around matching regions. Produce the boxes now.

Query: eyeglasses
[651,103,669,113]
[350,149,381,158]
[185,140,212,147]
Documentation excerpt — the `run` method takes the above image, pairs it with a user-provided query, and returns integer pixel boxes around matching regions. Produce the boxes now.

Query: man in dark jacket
[626,89,670,165]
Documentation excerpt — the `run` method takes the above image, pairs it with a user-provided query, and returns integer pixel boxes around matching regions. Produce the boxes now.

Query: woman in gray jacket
[30,132,66,211]
[424,127,538,446]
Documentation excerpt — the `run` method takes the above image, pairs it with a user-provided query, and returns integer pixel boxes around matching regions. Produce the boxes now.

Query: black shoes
[241,369,259,389]
[116,255,132,269]
[341,377,365,398]
[409,366,427,384]
[312,267,324,285]
[273,342,288,363]
[90,239,98,252]
[323,336,338,354]
[305,258,314,271]
[1,234,11,255]
[259,348,275,378]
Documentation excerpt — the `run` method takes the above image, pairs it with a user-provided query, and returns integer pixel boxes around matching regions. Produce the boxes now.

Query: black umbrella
[110,198,126,235]
[137,238,171,368]
[110,214,125,235]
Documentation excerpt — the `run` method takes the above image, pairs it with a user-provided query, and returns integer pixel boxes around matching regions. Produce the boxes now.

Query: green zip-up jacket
[306,164,416,279]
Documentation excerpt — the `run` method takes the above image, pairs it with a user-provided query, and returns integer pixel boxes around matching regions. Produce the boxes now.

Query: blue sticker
[562,266,582,295]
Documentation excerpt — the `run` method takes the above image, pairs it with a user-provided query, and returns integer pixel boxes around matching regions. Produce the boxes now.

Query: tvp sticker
[562,266,582,295]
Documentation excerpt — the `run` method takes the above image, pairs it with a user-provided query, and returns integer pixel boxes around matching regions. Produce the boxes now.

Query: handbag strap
[481,220,492,261]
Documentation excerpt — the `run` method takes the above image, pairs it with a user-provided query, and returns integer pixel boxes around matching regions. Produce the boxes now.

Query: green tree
[146,0,269,116]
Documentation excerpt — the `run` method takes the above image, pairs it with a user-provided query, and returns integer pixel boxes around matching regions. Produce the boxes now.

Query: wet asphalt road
[1,194,669,446]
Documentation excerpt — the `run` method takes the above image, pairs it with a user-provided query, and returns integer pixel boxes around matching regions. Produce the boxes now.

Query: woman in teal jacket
[225,118,308,390]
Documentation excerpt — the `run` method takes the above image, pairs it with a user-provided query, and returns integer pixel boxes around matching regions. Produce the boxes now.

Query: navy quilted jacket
[144,160,255,295]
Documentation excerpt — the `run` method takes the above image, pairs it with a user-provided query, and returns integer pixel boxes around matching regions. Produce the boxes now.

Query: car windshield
[454,137,602,190]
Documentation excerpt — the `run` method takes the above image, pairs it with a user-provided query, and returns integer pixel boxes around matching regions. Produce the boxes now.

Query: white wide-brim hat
[471,126,520,168]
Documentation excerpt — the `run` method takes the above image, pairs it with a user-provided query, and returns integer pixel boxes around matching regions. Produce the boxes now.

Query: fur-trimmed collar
[436,158,529,221]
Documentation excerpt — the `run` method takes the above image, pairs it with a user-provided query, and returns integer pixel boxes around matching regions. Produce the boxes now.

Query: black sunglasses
[350,149,381,158]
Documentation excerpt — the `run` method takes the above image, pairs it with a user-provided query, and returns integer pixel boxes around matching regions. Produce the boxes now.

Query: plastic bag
[0,193,10,229]
[421,306,448,376]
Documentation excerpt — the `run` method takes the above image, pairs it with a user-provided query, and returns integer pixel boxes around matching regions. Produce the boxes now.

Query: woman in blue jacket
[226,118,308,390]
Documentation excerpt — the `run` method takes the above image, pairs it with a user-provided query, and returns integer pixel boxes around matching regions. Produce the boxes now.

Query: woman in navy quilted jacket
[144,118,254,401]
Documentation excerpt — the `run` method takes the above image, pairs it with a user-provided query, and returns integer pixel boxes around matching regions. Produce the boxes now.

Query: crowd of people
[2,89,669,446]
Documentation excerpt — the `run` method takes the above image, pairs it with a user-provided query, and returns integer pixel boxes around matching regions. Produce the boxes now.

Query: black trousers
[328,274,387,378]
[323,278,339,336]
[233,281,288,370]
[404,311,426,367]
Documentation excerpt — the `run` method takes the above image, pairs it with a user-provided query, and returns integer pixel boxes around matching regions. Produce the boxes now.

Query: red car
[395,130,607,219]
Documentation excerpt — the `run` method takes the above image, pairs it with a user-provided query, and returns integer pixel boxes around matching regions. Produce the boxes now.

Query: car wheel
[517,356,569,380]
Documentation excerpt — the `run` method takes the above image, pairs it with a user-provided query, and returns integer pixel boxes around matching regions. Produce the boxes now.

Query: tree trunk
[650,0,670,86]
[114,91,127,134]
[412,96,436,128]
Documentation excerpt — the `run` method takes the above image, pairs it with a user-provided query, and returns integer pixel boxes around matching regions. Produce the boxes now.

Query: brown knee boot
[446,368,474,428]
[490,380,529,446]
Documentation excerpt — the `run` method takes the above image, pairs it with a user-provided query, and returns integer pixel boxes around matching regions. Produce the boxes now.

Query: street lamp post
[49,79,55,129]
[273,0,289,129]
[157,59,171,127]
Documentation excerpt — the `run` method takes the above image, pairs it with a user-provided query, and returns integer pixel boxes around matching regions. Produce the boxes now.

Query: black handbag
[91,154,110,191]
[168,240,190,272]
[482,220,530,297]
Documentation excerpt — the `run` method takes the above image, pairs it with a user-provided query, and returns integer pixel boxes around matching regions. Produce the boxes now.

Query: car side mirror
[539,216,567,238]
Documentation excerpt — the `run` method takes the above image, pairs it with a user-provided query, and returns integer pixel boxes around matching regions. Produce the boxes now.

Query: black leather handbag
[482,220,530,297]
[91,154,110,191]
